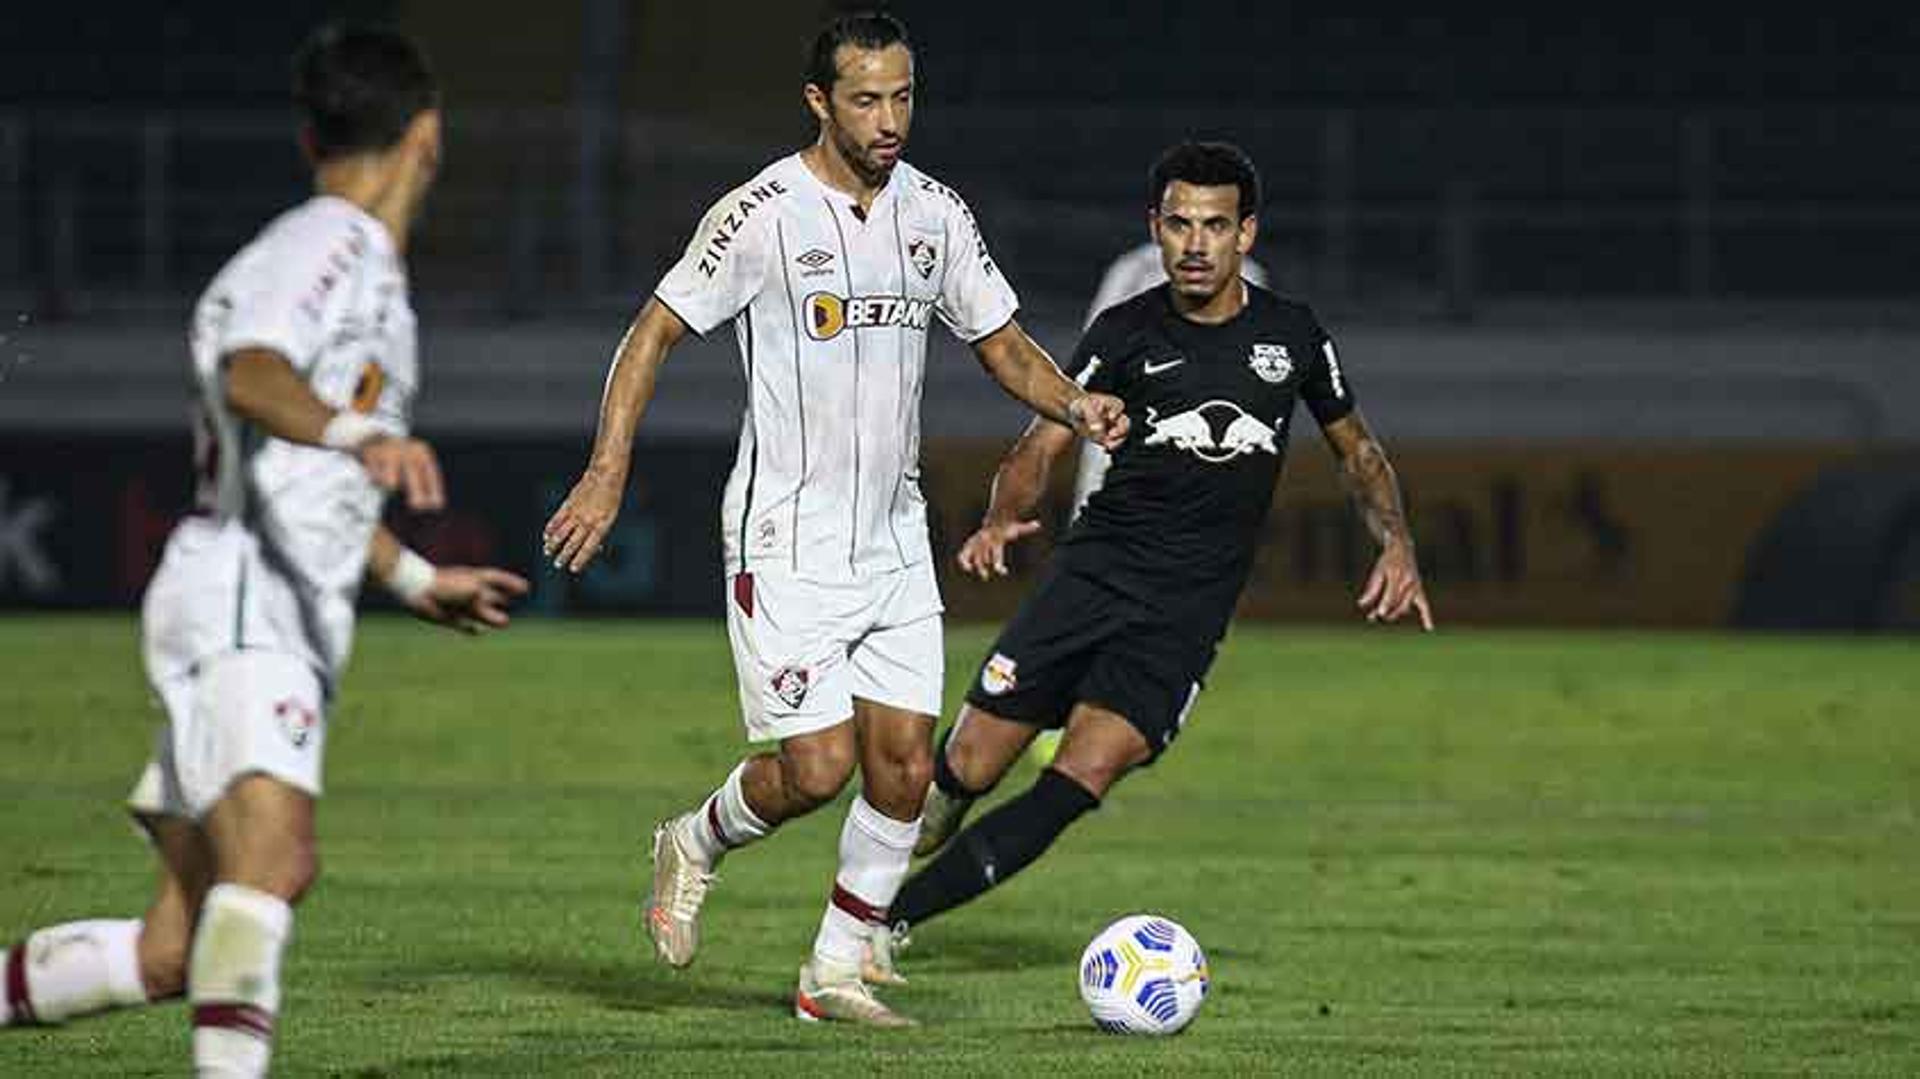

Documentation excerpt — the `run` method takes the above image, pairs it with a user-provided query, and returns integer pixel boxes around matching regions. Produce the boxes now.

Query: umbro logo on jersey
[1143,356,1186,375]
[805,292,933,340]
[796,248,835,270]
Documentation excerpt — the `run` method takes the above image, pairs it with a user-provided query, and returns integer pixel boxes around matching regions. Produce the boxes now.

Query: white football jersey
[655,153,1018,583]
[143,195,416,691]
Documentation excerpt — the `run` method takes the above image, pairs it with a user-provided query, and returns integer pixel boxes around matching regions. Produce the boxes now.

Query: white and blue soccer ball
[1077,913,1210,1035]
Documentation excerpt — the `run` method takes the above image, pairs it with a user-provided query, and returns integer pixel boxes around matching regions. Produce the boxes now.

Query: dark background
[1,4,1915,628]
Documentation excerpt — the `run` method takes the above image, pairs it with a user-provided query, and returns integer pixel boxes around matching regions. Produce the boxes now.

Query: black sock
[892,768,1099,929]
[930,726,991,799]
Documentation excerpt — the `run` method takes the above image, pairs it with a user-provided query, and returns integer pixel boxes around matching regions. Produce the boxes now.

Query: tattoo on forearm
[1341,437,1412,548]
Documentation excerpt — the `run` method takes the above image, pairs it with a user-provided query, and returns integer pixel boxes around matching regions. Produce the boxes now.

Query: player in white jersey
[0,26,526,1077]
[542,12,1127,1027]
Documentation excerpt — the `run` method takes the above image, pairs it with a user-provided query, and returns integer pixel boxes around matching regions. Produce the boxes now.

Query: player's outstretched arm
[542,298,690,574]
[224,348,444,511]
[970,322,1129,451]
[957,417,1078,580]
[1321,411,1434,630]
[368,524,529,634]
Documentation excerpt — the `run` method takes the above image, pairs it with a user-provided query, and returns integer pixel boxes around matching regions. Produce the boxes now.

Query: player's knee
[903,746,935,800]
[943,731,1003,793]
[783,748,856,810]
[878,743,934,810]
[241,840,320,903]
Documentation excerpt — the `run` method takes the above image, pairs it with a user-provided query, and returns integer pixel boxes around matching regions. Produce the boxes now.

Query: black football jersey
[1057,282,1356,639]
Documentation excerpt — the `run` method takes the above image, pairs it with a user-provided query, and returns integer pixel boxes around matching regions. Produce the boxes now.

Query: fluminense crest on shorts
[275,698,319,748]
[771,665,811,708]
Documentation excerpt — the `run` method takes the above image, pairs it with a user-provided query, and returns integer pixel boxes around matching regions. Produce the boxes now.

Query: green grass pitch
[2,615,1917,1076]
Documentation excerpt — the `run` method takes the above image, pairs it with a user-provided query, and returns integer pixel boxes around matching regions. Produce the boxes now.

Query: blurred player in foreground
[1,25,527,1077]
[541,12,1125,1027]
[871,142,1432,979]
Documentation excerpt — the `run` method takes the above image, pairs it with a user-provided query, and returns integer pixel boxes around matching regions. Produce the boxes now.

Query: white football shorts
[725,561,944,743]
[127,649,327,820]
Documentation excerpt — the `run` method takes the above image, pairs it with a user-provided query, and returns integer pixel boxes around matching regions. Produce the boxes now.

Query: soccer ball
[1077,914,1210,1035]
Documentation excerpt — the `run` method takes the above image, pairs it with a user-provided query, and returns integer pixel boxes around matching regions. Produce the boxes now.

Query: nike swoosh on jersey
[1143,357,1186,375]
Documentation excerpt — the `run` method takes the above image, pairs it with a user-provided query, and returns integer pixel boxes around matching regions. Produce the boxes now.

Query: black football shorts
[962,563,1219,762]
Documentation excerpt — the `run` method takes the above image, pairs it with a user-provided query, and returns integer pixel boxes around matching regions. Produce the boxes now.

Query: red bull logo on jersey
[804,292,934,341]
[1142,401,1281,464]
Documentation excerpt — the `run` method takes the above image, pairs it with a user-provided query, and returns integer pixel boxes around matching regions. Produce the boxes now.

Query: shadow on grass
[901,923,1082,974]
[372,949,786,1017]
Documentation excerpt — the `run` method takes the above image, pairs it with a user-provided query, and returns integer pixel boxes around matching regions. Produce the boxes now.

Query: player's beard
[831,122,899,188]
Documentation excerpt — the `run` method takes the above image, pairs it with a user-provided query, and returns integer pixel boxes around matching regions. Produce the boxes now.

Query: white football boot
[861,921,912,986]
[794,958,917,1027]
[643,816,715,967]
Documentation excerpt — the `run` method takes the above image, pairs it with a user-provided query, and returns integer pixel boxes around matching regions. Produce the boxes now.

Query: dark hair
[806,11,911,92]
[293,24,439,162]
[1148,141,1263,220]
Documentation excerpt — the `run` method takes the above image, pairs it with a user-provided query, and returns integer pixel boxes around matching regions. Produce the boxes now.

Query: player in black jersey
[864,141,1432,980]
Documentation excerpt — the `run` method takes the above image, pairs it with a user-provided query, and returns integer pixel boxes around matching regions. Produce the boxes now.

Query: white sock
[811,797,921,973]
[190,884,291,1079]
[1,918,146,1025]
[674,761,772,866]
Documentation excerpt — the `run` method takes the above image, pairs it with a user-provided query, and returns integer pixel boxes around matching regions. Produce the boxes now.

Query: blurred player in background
[869,142,1432,980]
[541,11,1125,1027]
[0,26,527,1077]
